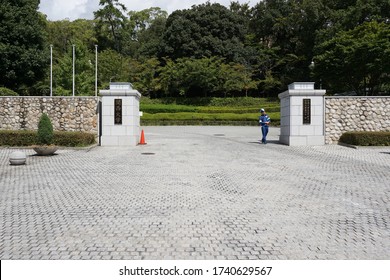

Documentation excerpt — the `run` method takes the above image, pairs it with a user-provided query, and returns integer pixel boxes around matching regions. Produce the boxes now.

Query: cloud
[39,0,257,21]
[78,0,100,19]
[39,0,92,20]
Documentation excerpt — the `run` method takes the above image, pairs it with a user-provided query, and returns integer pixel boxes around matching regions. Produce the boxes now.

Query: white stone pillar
[99,83,141,146]
[278,82,326,146]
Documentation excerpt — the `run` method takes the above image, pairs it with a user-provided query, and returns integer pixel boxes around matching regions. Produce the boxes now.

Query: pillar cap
[288,82,315,90]
[279,82,326,99]
[99,89,141,98]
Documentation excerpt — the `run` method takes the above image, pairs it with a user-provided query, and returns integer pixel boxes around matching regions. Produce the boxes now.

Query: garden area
[140,97,280,126]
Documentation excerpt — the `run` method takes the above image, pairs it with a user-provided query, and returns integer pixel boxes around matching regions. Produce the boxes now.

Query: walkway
[0,126,389,259]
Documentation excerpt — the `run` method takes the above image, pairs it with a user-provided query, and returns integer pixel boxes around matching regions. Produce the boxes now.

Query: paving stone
[0,126,389,259]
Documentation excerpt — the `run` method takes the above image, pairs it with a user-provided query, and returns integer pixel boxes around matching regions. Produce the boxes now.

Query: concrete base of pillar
[280,135,325,146]
[101,135,139,146]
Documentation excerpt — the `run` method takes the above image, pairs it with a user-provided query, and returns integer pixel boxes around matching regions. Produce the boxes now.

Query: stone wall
[325,97,390,144]
[0,97,99,134]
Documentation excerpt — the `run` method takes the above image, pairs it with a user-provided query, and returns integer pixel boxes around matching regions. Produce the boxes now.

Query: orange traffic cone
[138,129,147,145]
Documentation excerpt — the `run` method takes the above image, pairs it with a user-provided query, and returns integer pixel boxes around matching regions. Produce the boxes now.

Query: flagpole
[95,45,98,97]
[50,44,53,97]
[72,44,75,97]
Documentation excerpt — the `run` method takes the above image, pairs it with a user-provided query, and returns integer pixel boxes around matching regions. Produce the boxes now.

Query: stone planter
[33,145,58,156]
[9,151,27,165]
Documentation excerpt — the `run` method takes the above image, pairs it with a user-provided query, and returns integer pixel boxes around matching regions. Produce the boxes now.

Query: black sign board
[303,99,311,124]
[114,99,122,125]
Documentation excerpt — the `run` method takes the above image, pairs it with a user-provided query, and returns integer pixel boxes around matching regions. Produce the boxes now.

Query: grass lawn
[140,97,280,126]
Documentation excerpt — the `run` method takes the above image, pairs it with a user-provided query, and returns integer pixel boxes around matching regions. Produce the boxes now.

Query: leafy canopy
[0,0,47,91]
[161,3,247,63]
[314,21,390,95]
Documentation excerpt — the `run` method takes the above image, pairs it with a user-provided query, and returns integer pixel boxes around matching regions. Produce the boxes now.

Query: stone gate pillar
[99,83,141,146]
[278,82,326,146]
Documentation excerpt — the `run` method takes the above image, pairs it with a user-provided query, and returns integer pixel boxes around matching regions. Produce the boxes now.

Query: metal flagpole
[95,45,98,97]
[72,44,75,97]
[50,44,53,97]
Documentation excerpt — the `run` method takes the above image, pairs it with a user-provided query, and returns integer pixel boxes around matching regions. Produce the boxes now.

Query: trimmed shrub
[141,97,278,107]
[53,131,96,147]
[0,130,37,146]
[141,112,280,126]
[0,130,96,147]
[141,120,260,126]
[142,112,279,121]
[139,97,281,126]
[140,104,197,114]
[339,131,390,146]
[0,87,18,96]
[37,113,54,145]
[140,104,280,114]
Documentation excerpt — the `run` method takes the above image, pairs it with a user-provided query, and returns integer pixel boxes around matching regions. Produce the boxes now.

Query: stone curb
[3,144,99,151]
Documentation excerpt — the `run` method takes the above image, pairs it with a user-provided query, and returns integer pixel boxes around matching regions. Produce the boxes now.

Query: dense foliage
[1,0,389,97]
[0,0,47,92]
[160,3,248,63]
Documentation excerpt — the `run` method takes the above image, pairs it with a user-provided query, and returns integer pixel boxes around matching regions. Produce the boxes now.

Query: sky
[39,0,258,21]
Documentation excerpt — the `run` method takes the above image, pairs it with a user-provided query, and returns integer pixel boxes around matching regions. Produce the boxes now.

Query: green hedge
[140,104,280,114]
[0,130,96,147]
[142,112,279,121]
[141,120,259,126]
[139,97,281,125]
[0,130,37,146]
[339,131,390,146]
[141,97,278,107]
[140,104,197,114]
[52,131,96,147]
[141,111,280,126]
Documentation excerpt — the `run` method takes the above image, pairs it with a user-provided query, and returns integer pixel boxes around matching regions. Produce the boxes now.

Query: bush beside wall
[53,131,96,147]
[0,130,96,147]
[0,130,37,146]
[339,131,390,146]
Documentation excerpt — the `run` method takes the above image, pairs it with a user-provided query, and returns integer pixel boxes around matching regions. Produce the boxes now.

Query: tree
[46,19,97,57]
[158,57,222,97]
[157,57,259,97]
[128,7,167,36]
[160,3,247,63]
[127,57,160,96]
[0,0,47,92]
[250,0,330,92]
[126,7,167,58]
[94,0,128,53]
[97,49,130,86]
[317,0,390,42]
[314,21,390,95]
[52,43,95,96]
[219,63,259,97]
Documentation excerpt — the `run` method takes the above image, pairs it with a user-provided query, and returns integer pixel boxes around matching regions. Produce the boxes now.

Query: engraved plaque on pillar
[114,99,122,125]
[303,99,311,124]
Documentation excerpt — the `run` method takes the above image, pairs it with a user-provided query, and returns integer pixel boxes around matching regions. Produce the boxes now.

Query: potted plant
[33,113,58,156]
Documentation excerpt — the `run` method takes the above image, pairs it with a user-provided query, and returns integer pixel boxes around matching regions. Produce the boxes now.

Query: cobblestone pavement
[1,126,389,260]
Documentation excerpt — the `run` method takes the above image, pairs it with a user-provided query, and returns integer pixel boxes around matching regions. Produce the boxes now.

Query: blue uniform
[259,114,271,144]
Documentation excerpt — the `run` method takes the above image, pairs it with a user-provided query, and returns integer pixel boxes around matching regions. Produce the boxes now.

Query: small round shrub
[37,113,54,145]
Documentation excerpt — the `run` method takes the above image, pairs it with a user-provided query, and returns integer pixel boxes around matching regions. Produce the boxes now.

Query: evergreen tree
[0,0,47,92]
